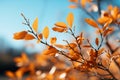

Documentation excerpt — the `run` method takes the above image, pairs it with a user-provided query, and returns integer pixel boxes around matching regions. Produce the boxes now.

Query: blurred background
[0,0,120,79]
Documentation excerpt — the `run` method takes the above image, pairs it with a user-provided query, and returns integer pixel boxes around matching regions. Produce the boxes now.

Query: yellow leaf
[32,17,38,32]
[55,22,67,28]
[66,12,74,28]
[13,31,27,40]
[42,26,49,39]
[80,0,87,8]
[50,37,57,44]
[85,18,99,28]
[24,34,35,40]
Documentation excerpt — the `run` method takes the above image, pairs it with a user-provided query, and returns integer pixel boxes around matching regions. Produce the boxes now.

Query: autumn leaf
[50,37,57,44]
[38,33,43,40]
[95,37,99,46]
[13,31,27,40]
[69,5,77,9]
[52,27,66,32]
[97,17,112,24]
[43,46,58,56]
[55,22,67,28]
[15,69,23,79]
[85,18,99,29]
[66,12,74,28]
[24,34,35,40]
[5,71,15,78]
[32,17,38,32]
[42,26,49,39]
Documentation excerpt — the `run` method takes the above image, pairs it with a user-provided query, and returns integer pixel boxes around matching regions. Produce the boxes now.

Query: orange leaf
[21,53,29,63]
[97,17,111,24]
[69,43,77,48]
[85,18,99,28]
[111,6,119,20]
[69,5,77,9]
[80,0,87,8]
[66,12,74,28]
[54,44,67,49]
[13,31,27,40]
[24,34,35,40]
[5,71,15,78]
[95,37,99,46]
[43,46,58,56]
[38,33,43,40]
[69,0,78,3]
[52,27,66,32]
[42,26,49,39]
[32,17,38,32]
[50,37,57,44]
[55,22,67,28]
[15,70,23,79]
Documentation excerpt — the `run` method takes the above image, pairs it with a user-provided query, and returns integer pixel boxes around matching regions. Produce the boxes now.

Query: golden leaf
[54,44,67,49]
[69,5,77,9]
[80,0,87,8]
[55,22,67,28]
[97,17,112,24]
[66,12,74,28]
[32,17,38,32]
[95,37,99,46]
[21,53,29,63]
[13,31,27,40]
[5,71,15,78]
[111,6,119,20]
[43,46,58,56]
[24,34,35,40]
[15,69,23,79]
[52,27,66,32]
[50,37,57,44]
[85,18,99,28]
[69,0,78,3]
[69,43,77,48]
[42,26,49,39]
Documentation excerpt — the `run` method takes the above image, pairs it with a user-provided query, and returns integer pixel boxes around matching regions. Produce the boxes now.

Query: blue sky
[0,0,82,52]
[0,0,119,52]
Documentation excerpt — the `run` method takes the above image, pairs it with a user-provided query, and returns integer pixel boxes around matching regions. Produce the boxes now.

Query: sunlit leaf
[54,44,67,49]
[52,27,66,32]
[111,6,119,20]
[13,31,27,40]
[85,18,99,28]
[66,12,74,28]
[32,17,38,32]
[43,46,58,56]
[55,22,67,28]
[50,37,57,44]
[98,17,112,24]
[24,34,35,40]
[42,26,49,39]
